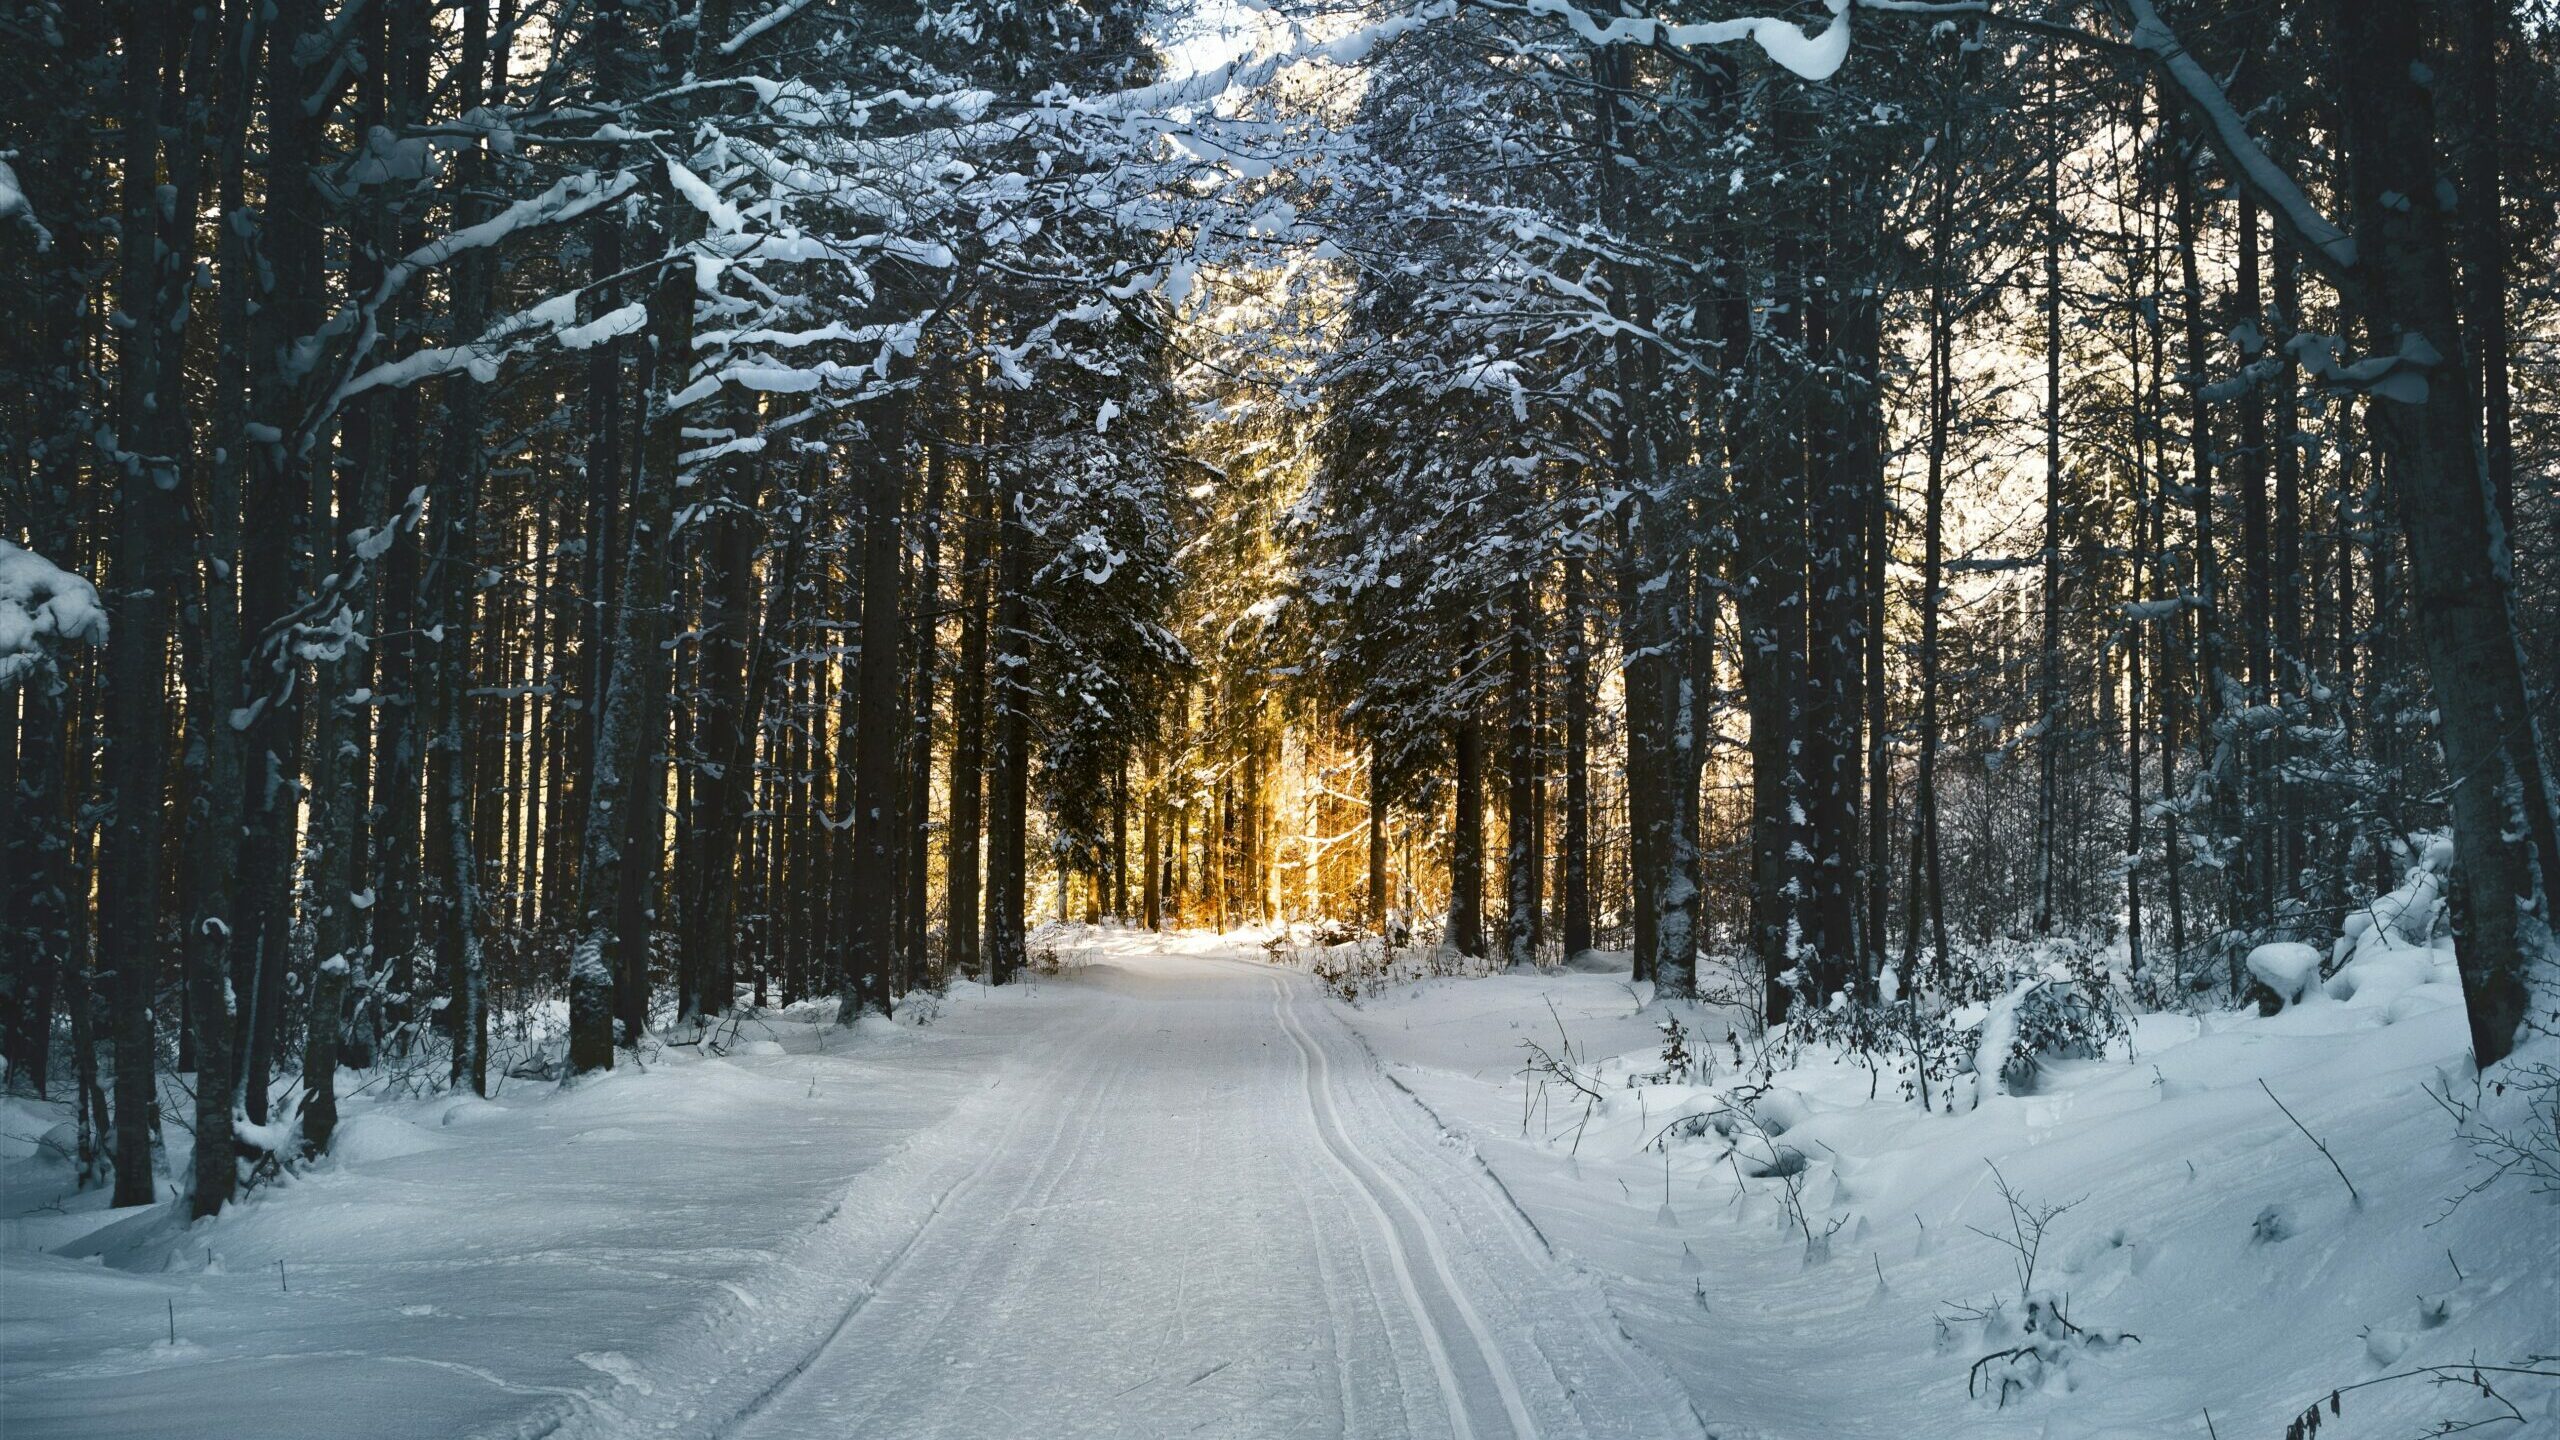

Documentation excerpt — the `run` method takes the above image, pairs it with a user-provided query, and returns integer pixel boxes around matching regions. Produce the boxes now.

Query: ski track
[1269,972,1525,1440]
[5,935,1700,1440]
[700,936,1700,1440]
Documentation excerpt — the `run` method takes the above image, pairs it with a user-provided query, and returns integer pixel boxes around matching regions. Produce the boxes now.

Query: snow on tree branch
[2117,0,2357,275]
[0,540,106,688]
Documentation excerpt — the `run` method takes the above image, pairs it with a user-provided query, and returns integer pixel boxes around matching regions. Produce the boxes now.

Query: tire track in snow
[1269,975,1541,1440]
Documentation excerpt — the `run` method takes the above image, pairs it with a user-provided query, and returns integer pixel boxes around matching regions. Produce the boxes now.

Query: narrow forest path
[719,934,1702,1440]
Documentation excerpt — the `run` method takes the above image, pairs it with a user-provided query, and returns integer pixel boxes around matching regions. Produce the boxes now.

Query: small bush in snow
[2426,1060,2560,1213]
[1780,941,2129,1110]
[1631,1015,1698,1087]
[1994,956,2130,1094]
[1307,916,1365,948]
[1940,1164,2138,1409]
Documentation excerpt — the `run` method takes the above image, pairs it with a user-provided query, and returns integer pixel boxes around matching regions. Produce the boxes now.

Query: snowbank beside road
[1339,954,2558,1438]
[0,983,1081,1440]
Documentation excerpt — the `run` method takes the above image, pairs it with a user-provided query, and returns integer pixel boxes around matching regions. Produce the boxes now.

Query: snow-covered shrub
[1958,1291,2139,1409]
[1310,934,1396,1003]
[2319,834,2462,1020]
[1946,944,2130,1098]
[1996,964,2130,1093]
[1306,916,1366,948]
[1303,922,1494,1003]
[2245,942,2324,1010]
[1782,942,2128,1109]
[1780,994,1975,1107]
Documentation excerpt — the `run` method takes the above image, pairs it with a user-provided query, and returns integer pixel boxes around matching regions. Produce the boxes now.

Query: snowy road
[1,934,1701,1440]
[20,930,2527,1440]
[719,938,1701,1440]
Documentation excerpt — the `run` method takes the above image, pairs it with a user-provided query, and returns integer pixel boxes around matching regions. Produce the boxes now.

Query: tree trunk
[427,0,495,1093]
[1560,552,1593,960]
[1449,684,1485,960]
[2330,0,2556,1067]
[903,439,948,982]
[177,0,259,1218]
[368,0,432,1052]
[947,445,989,975]
[1740,249,1810,1015]
[1143,743,1163,931]
[236,0,328,1131]
[1503,571,1540,969]
[102,0,206,1206]
[1805,211,1872,1000]
[2273,236,2305,912]
[1903,144,1954,980]
[679,393,763,1022]
[570,142,697,1074]
[983,473,1033,984]
[2172,147,2234,957]
[2034,85,2066,938]
[841,397,910,1023]
[1368,739,1389,934]
[2236,198,2274,933]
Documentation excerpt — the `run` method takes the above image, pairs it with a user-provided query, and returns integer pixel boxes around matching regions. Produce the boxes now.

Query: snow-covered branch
[0,540,105,687]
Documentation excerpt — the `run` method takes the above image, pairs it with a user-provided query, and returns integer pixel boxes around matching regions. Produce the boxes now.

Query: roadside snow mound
[1338,887,2557,1439]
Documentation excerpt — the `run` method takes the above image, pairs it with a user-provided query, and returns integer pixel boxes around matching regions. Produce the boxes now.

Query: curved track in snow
[710,936,1701,1440]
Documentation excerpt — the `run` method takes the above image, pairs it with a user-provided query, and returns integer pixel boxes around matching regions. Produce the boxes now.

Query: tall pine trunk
[2328,0,2556,1067]
[569,142,698,1074]
[982,473,1032,984]
[1560,553,1593,959]
[102,0,201,1205]
[1503,571,1540,969]
[841,397,910,1022]
[178,0,259,1217]
[1448,672,1485,960]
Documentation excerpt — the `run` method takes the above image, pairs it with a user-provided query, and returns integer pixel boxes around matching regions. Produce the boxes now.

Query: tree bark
[102,0,208,1205]
[983,468,1033,984]
[177,0,260,1217]
[1143,743,1163,930]
[1449,680,1485,960]
[841,395,911,1022]
[2034,78,2066,938]
[947,440,990,975]
[1503,569,1540,969]
[1560,552,1593,959]
[570,141,697,1073]
[426,0,495,1093]
[903,439,948,981]
[2329,0,2556,1067]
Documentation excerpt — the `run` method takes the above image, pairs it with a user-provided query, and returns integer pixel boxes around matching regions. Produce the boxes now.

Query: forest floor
[1,928,2553,1439]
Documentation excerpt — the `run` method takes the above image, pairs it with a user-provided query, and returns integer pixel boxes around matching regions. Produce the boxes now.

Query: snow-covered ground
[0,979,1088,1440]
[3,938,1698,1440]
[1337,951,2559,1439]
[3,925,2553,1439]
